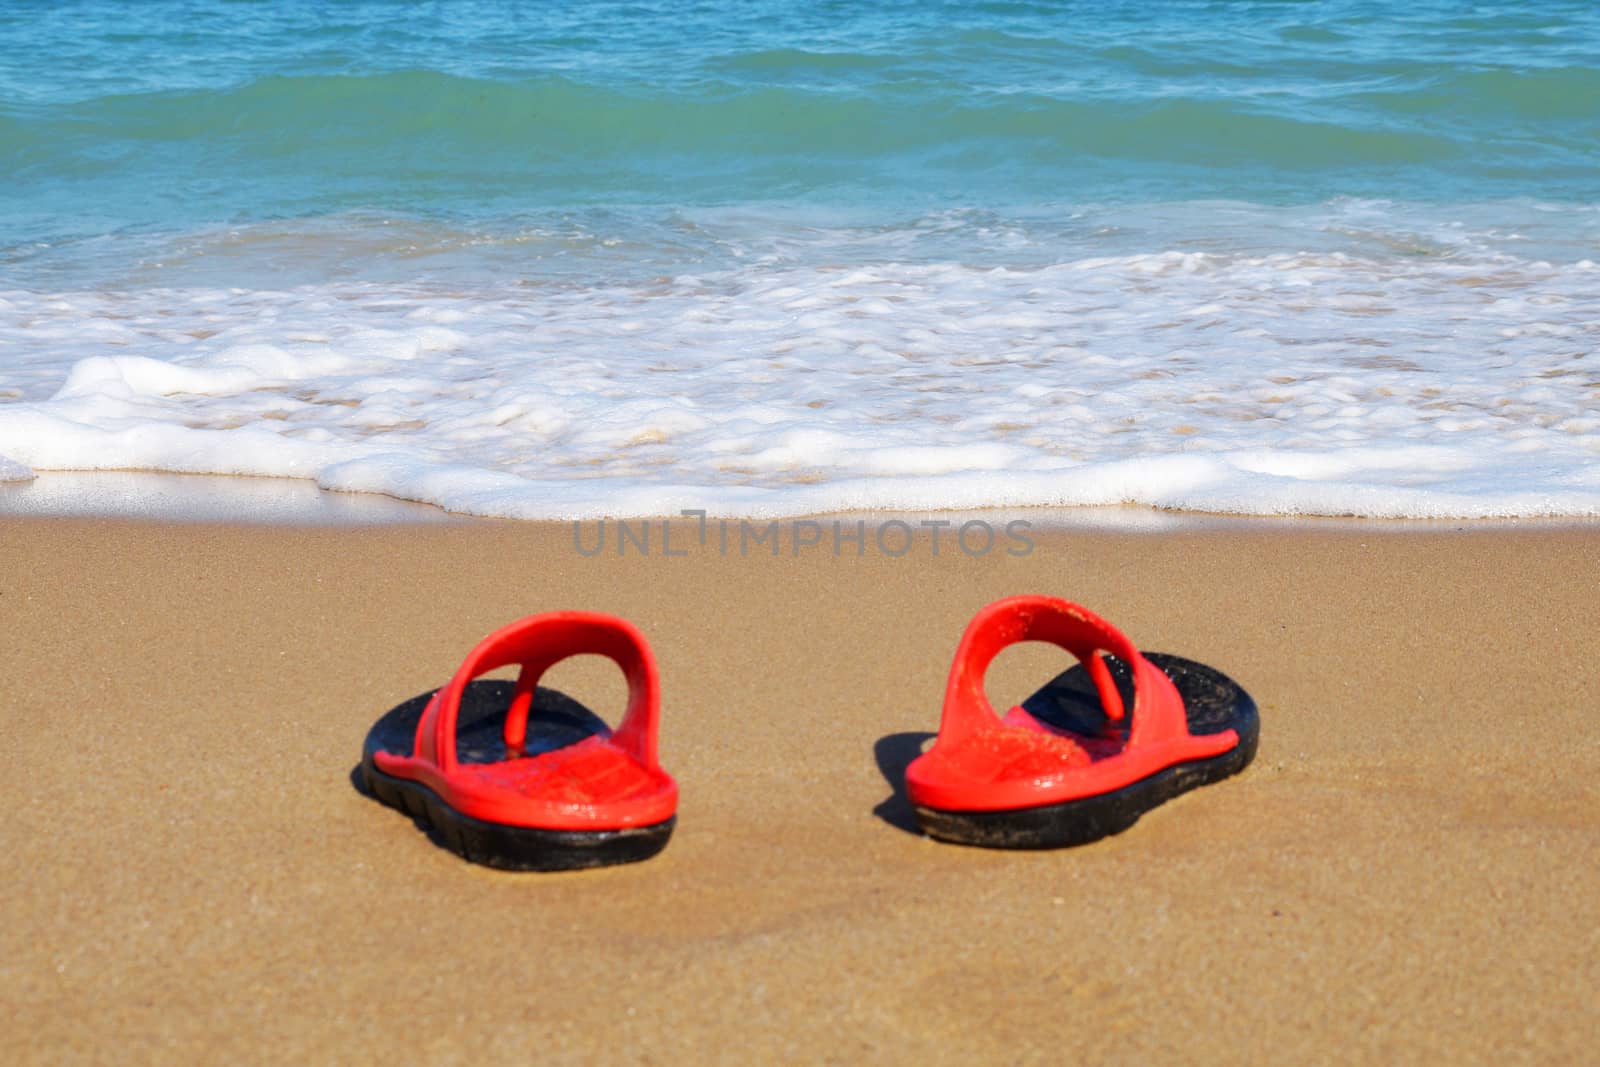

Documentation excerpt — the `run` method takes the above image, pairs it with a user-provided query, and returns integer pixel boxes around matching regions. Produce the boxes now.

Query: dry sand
[2,510,1597,1063]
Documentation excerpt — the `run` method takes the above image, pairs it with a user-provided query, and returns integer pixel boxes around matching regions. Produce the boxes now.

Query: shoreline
[0,470,461,525]
[4,509,1597,1061]
[4,469,1598,534]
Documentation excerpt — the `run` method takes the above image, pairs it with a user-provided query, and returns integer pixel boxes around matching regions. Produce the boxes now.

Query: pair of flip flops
[360,595,1258,871]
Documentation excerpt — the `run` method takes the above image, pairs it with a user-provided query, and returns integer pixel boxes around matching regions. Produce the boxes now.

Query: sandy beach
[3,504,1596,1063]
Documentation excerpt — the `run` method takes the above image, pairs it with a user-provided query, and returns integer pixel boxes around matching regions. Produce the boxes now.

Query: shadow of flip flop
[872,731,935,836]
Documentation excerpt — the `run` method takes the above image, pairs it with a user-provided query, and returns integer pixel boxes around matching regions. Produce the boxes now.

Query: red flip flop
[906,595,1258,849]
[361,611,677,870]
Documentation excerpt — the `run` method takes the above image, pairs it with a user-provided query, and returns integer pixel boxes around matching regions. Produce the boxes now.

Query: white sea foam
[0,452,33,481]
[2,240,1598,519]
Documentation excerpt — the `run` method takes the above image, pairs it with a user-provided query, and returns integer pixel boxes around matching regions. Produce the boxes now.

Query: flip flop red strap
[412,612,661,774]
[937,595,1187,750]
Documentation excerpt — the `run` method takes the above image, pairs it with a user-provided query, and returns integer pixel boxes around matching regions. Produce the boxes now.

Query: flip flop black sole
[360,680,675,871]
[912,653,1259,850]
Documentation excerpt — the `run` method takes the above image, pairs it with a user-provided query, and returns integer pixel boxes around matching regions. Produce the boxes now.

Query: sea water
[1,0,1597,518]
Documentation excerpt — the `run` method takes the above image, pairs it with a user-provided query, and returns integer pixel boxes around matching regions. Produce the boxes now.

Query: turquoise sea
[1,1,1598,517]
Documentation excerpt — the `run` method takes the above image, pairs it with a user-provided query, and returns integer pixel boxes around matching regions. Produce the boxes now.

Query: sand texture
[3,515,1597,1063]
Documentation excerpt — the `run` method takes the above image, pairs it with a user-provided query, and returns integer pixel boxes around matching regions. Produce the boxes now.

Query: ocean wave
[4,56,1596,240]
[19,64,1590,165]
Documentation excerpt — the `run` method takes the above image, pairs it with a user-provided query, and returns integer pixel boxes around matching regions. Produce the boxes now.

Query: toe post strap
[414,611,663,774]
[912,595,1238,812]
[936,595,1151,746]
